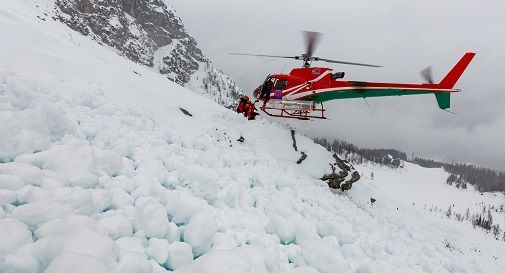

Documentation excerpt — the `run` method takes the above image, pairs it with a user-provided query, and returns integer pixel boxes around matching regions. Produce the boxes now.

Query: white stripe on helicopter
[286,86,458,100]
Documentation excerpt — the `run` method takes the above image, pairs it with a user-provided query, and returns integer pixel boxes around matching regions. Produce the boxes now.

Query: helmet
[253,89,260,99]
[243,95,249,101]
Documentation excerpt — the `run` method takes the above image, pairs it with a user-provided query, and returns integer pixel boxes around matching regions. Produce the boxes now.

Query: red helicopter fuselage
[252,52,475,120]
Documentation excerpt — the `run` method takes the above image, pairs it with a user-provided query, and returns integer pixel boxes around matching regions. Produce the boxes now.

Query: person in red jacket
[244,101,258,120]
[236,95,249,113]
[236,95,258,120]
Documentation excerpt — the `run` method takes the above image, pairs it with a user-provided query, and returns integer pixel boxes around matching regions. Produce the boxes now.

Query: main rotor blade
[227,53,296,59]
[317,58,382,68]
[304,31,322,58]
[420,66,434,84]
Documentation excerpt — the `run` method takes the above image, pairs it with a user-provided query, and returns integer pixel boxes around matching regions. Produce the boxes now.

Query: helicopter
[230,32,475,120]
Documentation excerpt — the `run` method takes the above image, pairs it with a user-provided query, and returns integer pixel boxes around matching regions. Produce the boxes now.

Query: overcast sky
[172,0,505,171]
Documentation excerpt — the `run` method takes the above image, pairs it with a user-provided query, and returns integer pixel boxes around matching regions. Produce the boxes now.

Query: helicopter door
[273,79,287,99]
[258,77,274,99]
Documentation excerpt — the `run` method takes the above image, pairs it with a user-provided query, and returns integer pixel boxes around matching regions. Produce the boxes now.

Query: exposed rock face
[55,0,241,106]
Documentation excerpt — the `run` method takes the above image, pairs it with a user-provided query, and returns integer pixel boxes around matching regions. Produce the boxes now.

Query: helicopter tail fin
[439,52,476,89]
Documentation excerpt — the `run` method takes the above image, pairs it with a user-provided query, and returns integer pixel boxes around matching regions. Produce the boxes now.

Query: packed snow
[1,1,505,273]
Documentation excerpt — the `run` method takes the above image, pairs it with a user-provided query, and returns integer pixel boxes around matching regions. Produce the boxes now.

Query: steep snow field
[1,1,505,273]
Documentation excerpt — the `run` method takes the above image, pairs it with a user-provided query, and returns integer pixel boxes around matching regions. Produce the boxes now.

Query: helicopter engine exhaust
[331,72,345,80]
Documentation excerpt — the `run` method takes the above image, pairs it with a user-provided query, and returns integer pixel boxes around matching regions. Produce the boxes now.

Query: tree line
[315,137,505,193]
[413,158,505,192]
[314,138,406,168]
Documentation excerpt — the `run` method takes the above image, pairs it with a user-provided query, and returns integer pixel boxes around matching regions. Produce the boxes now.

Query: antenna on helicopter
[280,65,287,74]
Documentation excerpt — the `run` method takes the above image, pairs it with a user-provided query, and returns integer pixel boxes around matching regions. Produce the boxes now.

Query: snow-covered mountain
[1,1,505,273]
[54,0,242,106]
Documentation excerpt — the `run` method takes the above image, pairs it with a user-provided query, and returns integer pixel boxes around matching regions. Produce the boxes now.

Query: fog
[173,0,505,170]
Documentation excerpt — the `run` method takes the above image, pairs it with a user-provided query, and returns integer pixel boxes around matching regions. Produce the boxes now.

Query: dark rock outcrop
[322,153,360,191]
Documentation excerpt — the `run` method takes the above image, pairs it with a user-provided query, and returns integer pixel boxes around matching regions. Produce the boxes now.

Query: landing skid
[260,103,327,120]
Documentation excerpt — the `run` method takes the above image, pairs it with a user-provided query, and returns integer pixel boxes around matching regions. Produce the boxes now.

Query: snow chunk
[0,252,40,273]
[165,194,205,225]
[34,215,108,238]
[183,211,217,257]
[33,218,118,267]
[135,202,169,239]
[147,238,174,265]
[341,243,368,261]
[12,189,96,227]
[40,177,65,189]
[117,251,153,273]
[0,218,32,255]
[16,184,49,204]
[281,243,302,264]
[147,238,169,264]
[0,189,17,205]
[174,247,269,273]
[44,253,110,273]
[166,241,193,270]
[0,162,43,186]
[99,213,133,240]
[0,80,73,162]
[166,222,181,243]
[116,236,146,254]
[90,189,113,213]
[94,148,124,177]
[294,222,320,246]
[116,237,153,273]
[109,187,134,209]
[300,236,349,273]
[0,174,24,190]
[136,157,168,184]
[129,175,160,200]
[39,142,98,188]
[265,216,296,245]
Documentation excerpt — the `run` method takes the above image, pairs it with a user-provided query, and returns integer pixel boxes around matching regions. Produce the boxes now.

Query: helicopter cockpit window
[274,79,287,90]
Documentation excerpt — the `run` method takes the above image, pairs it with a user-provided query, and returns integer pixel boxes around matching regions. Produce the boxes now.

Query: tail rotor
[420,66,434,84]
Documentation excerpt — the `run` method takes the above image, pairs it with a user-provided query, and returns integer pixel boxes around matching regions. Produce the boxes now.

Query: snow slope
[1,1,505,273]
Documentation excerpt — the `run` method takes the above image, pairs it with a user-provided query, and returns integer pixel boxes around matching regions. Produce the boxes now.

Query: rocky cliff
[55,0,241,106]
